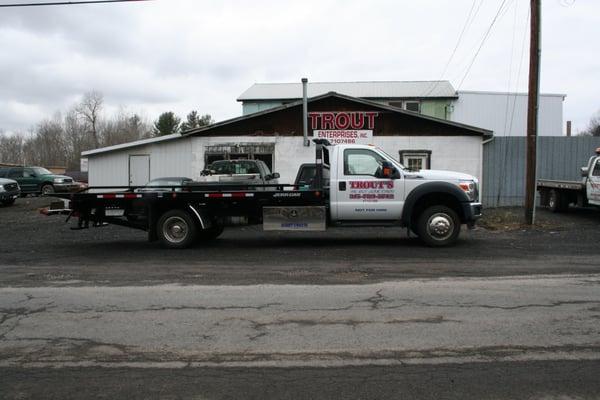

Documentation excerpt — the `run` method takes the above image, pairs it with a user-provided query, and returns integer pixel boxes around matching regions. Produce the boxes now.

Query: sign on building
[309,111,378,145]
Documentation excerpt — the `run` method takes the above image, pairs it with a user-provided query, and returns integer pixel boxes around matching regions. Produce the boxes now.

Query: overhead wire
[496,3,530,205]
[456,0,511,90]
[0,0,151,7]
[421,0,482,97]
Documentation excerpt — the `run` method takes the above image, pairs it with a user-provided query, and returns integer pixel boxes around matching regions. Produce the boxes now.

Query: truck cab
[322,144,481,245]
[582,151,600,206]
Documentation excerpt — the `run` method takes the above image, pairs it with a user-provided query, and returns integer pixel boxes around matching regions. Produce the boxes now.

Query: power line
[0,0,151,7]
[456,0,511,90]
[422,0,482,97]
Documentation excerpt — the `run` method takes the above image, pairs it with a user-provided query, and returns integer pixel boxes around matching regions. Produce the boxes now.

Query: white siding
[372,136,483,181]
[452,91,564,136]
[88,138,193,186]
[89,135,483,187]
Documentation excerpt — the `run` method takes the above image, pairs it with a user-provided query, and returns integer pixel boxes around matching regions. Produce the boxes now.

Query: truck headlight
[458,180,478,202]
[54,178,65,183]
[0,185,5,193]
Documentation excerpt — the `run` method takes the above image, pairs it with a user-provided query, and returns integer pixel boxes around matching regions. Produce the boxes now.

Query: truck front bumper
[0,190,20,201]
[462,202,482,228]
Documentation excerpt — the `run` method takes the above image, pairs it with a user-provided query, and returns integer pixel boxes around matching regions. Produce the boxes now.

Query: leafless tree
[75,91,103,148]
[0,133,25,164]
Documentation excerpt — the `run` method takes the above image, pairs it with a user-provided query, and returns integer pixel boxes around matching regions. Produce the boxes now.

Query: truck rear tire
[548,189,568,213]
[156,210,198,249]
[416,205,461,247]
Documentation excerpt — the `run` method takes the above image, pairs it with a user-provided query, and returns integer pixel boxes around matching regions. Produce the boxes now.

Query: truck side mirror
[270,172,280,180]
[581,167,589,177]
[380,161,398,179]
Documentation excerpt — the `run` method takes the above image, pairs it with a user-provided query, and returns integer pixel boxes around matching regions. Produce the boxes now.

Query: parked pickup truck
[0,178,20,206]
[537,148,600,212]
[45,140,481,248]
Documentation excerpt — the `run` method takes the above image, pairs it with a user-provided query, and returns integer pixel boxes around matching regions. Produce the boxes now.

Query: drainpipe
[302,78,309,146]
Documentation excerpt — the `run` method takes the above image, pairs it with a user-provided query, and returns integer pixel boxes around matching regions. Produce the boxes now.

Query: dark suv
[0,166,79,195]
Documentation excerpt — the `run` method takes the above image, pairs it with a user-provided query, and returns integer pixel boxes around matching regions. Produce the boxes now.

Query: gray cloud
[0,0,598,135]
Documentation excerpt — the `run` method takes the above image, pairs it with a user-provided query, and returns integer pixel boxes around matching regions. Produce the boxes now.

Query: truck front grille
[3,183,18,192]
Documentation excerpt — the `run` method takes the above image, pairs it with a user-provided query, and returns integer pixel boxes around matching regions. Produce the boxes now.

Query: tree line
[0,91,213,171]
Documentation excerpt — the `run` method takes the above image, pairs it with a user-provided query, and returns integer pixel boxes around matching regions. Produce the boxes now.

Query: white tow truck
[537,148,600,212]
[50,140,482,248]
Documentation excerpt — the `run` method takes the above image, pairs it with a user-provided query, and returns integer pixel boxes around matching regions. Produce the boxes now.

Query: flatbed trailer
[537,149,600,212]
[48,140,483,248]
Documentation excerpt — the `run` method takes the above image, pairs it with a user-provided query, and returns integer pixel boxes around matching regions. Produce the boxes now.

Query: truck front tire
[157,210,198,249]
[416,205,461,247]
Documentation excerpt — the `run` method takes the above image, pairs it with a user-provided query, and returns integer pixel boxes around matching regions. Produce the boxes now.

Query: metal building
[238,81,566,137]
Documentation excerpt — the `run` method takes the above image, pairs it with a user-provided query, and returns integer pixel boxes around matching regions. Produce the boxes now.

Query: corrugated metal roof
[81,133,181,157]
[237,81,457,101]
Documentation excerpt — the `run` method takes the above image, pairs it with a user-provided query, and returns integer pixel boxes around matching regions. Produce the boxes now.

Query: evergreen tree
[153,112,181,136]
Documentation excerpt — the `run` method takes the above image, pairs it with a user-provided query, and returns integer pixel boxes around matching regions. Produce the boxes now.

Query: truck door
[334,147,404,220]
[587,157,600,206]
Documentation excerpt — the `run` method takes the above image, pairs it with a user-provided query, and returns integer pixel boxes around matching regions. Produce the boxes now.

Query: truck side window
[593,161,600,177]
[344,149,384,176]
[8,168,23,179]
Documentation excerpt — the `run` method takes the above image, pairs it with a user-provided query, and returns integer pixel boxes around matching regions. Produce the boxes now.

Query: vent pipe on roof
[302,78,309,146]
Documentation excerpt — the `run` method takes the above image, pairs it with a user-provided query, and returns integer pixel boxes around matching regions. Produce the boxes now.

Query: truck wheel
[416,205,461,247]
[157,210,198,249]
[2,198,16,206]
[548,189,568,213]
[41,184,55,195]
[198,224,224,241]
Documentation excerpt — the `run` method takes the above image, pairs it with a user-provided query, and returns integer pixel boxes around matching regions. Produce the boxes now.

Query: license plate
[105,209,124,216]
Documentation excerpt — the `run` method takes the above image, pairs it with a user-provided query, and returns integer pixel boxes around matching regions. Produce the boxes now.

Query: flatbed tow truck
[537,148,600,212]
[45,140,482,248]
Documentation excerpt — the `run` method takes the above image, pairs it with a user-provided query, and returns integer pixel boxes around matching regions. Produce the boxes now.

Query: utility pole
[525,0,541,225]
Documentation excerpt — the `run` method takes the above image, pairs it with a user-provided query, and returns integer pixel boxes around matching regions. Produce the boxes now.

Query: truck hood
[0,178,18,185]
[405,169,477,182]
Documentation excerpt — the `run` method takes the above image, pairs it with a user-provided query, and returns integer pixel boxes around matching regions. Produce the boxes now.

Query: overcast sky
[0,0,598,135]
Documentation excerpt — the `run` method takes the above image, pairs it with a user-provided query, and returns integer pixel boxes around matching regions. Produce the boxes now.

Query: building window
[388,101,421,113]
[204,143,275,172]
[399,150,432,171]
[404,101,420,113]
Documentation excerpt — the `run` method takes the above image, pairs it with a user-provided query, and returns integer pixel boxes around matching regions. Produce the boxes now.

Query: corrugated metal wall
[482,136,600,207]
[452,92,564,136]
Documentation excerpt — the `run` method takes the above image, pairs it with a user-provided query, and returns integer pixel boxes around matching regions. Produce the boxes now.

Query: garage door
[129,155,150,186]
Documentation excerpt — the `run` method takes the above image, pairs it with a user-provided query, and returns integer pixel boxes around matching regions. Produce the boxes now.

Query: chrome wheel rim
[426,213,454,241]
[163,216,188,243]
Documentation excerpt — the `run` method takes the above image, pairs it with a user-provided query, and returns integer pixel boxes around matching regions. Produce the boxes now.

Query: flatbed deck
[537,179,584,191]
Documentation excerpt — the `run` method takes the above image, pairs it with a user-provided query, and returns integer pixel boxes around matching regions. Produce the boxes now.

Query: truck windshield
[374,148,406,170]
[209,161,259,174]
[33,167,52,175]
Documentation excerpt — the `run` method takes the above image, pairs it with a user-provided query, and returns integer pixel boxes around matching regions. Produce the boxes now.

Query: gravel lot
[1,196,599,287]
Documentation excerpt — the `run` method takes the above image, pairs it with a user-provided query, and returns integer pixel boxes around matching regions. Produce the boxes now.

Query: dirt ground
[1,196,599,287]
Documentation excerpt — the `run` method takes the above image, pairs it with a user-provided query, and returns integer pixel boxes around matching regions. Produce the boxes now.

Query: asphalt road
[0,197,599,287]
[1,197,600,399]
